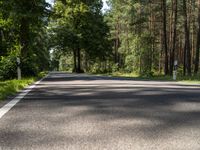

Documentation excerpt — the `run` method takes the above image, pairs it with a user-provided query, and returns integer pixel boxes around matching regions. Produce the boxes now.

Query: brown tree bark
[77,47,82,73]
[183,0,191,76]
[20,17,29,58]
[162,0,169,75]
[73,49,77,72]
[170,0,178,74]
[194,0,200,74]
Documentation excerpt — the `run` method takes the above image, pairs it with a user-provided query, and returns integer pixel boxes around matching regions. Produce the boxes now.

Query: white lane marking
[0,75,48,119]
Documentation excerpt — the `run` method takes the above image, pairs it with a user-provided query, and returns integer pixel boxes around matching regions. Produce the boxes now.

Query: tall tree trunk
[170,0,178,74]
[73,49,77,72]
[183,40,187,75]
[77,47,81,73]
[162,0,169,75]
[0,28,2,56]
[183,0,191,75]
[115,17,120,64]
[169,0,173,74]
[194,0,200,74]
[159,29,163,74]
[20,18,29,58]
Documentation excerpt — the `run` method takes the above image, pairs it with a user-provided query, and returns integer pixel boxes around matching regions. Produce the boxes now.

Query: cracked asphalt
[0,72,200,150]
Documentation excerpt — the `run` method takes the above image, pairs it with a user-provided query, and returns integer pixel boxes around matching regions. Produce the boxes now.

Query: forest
[1,0,200,80]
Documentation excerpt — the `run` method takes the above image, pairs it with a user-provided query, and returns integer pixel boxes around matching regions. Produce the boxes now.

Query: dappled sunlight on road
[1,73,200,150]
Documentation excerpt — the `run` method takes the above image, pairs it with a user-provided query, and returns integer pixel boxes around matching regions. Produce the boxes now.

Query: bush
[20,57,39,77]
[0,46,46,80]
[0,51,18,80]
[38,71,48,78]
[112,63,119,73]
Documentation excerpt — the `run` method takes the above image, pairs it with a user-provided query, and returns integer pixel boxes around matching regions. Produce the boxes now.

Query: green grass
[179,80,200,84]
[38,71,49,78]
[0,78,35,101]
[96,72,200,84]
[0,71,48,101]
[100,72,173,81]
[177,76,200,84]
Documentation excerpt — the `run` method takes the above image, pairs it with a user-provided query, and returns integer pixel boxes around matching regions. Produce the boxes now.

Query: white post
[17,67,21,80]
[173,70,177,80]
[173,60,178,81]
[17,57,21,80]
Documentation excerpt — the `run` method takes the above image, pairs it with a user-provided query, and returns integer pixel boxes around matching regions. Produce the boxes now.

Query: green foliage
[0,78,35,100]
[89,63,107,73]
[50,49,62,71]
[0,71,47,101]
[38,71,48,78]
[0,0,50,78]
[0,55,17,80]
[0,45,21,80]
[125,55,136,73]
[50,0,112,72]
[111,63,119,73]
[105,0,161,76]
[59,54,73,71]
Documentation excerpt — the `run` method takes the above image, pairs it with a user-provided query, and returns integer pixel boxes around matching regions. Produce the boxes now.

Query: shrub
[0,51,18,80]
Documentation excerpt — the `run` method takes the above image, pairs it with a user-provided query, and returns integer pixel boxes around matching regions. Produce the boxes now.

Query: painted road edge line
[0,74,49,119]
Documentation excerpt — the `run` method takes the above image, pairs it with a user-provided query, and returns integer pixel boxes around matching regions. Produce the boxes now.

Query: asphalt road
[1,72,200,150]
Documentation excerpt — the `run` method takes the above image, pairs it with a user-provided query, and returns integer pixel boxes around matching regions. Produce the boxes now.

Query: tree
[162,0,169,75]
[194,0,200,74]
[51,0,111,73]
[170,0,178,75]
[0,0,50,78]
[105,0,200,77]
[183,0,191,76]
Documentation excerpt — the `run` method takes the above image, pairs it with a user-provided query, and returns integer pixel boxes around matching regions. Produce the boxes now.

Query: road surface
[0,72,200,150]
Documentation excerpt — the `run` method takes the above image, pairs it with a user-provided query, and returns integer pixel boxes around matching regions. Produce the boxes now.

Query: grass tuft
[98,72,200,83]
[0,78,35,101]
[0,71,48,101]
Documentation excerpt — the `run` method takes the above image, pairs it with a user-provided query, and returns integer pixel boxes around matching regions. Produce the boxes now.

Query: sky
[46,0,54,5]
[102,0,109,12]
[45,0,110,12]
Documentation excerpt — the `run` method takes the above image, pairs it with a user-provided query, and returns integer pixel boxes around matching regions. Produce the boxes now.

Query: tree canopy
[1,0,200,80]
[50,0,111,72]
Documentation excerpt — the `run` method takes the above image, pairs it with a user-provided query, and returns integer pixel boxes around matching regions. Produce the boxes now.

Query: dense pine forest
[1,0,200,80]
[106,0,200,77]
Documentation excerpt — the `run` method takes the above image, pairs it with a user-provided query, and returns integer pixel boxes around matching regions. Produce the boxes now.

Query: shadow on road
[1,73,200,149]
[24,74,200,138]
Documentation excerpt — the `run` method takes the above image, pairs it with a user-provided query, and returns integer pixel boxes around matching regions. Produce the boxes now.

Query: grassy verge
[94,72,200,84]
[111,72,173,81]
[177,76,200,84]
[38,71,48,79]
[0,71,48,101]
[0,78,35,101]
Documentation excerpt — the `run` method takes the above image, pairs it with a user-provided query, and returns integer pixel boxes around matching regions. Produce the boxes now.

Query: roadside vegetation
[0,0,200,101]
[113,73,200,83]
[50,0,200,83]
[0,71,47,101]
[0,0,49,100]
[0,78,34,101]
[92,72,200,83]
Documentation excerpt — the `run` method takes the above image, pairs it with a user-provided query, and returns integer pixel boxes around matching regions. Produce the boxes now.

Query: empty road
[0,72,200,150]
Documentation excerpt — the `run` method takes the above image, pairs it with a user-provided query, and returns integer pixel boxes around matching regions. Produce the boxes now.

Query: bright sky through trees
[102,0,109,12]
[46,0,54,5]
[45,0,109,12]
